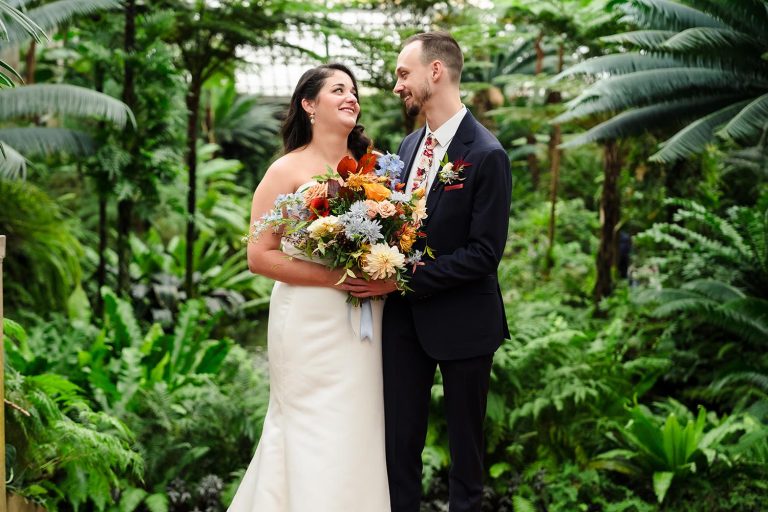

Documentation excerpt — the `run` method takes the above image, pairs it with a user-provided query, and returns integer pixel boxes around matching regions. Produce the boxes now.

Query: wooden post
[1,235,6,504]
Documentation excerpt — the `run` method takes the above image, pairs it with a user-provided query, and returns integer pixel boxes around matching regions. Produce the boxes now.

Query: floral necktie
[411,133,436,192]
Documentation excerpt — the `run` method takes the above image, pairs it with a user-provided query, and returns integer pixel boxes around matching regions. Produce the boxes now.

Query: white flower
[307,216,341,239]
[412,196,428,224]
[362,243,406,280]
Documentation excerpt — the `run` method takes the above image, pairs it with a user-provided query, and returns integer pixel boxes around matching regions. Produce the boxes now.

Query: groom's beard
[402,80,432,117]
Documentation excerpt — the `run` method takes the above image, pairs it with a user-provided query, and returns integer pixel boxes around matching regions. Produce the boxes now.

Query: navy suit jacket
[388,110,512,360]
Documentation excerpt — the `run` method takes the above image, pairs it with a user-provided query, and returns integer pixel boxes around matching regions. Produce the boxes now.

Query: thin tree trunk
[593,139,622,306]
[544,43,564,273]
[527,134,540,189]
[117,0,137,297]
[97,194,108,314]
[94,63,107,318]
[24,40,36,84]
[185,78,203,298]
[534,32,544,75]
[545,124,561,273]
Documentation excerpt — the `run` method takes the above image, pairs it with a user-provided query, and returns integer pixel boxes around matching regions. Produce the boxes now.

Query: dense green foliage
[1,0,767,510]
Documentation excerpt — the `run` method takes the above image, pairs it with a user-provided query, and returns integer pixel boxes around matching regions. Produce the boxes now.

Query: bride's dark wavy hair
[281,63,371,160]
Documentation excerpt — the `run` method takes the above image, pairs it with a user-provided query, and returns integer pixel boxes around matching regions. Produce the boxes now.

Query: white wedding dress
[229,189,390,511]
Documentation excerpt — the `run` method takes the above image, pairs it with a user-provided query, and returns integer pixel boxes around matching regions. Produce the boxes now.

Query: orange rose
[362,182,391,201]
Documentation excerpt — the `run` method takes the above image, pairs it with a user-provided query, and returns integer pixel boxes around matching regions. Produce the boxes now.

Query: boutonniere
[437,155,472,185]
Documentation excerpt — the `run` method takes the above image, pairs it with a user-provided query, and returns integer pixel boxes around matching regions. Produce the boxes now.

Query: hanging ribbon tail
[347,299,374,342]
[359,299,374,342]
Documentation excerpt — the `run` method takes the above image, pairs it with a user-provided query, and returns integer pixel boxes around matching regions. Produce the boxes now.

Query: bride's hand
[341,277,398,298]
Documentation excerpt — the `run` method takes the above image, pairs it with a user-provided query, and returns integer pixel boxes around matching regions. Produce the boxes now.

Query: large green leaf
[651,100,750,162]
[684,0,768,44]
[0,0,47,43]
[554,53,684,81]
[653,471,675,503]
[601,29,676,48]
[0,139,26,177]
[662,27,763,53]
[559,95,740,148]
[0,84,135,126]
[0,126,95,157]
[719,92,768,142]
[560,68,762,122]
[5,0,120,42]
[622,0,728,32]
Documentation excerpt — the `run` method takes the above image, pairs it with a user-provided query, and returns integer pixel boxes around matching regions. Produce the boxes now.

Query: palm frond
[719,92,768,143]
[684,0,768,44]
[559,95,741,148]
[650,100,750,162]
[5,0,120,43]
[0,84,135,127]
[601,30,677,48]
[0,0,47,43]
[0,59,23,88]
[662,27,763,53]
[0,127,95,156]
[622,0,728,31]
[555,53,687,81]
[0,139,26,178]
[560,68,763,122]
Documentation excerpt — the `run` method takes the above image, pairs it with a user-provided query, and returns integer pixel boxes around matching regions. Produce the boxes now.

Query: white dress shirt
[405,105,467,197]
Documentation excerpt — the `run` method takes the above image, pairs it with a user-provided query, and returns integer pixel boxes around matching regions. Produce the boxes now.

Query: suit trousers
[383,295,494,512]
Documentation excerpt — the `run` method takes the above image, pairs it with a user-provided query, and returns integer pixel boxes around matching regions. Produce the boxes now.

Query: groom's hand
[341,277,398,298]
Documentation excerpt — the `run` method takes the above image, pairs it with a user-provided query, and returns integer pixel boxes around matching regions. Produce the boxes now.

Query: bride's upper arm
[248,159,295,258]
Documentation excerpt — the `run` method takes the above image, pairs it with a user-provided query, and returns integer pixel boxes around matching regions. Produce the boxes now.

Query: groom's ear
[430,60,444,82]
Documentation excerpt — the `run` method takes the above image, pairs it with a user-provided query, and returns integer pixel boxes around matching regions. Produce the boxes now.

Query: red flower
[337,156,357,179]
[309,197,330,219]
[357,153,377,175]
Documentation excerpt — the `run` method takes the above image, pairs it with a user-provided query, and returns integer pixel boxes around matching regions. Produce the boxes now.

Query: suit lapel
[424,111,476,226]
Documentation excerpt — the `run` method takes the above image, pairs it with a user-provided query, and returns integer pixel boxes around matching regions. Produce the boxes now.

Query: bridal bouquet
[248,150,429,301]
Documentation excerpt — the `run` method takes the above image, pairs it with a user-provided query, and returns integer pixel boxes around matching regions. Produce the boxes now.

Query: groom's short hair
[404,32,464,84]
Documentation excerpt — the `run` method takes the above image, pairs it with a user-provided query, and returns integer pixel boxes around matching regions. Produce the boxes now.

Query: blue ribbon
[348,299,374,342]
[360,299,373,341]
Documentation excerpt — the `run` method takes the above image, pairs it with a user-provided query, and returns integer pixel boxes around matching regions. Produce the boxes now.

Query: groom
[346,32,511,511]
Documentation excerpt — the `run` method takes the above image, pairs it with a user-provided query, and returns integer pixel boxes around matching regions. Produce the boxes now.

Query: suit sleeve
[408,147,511,298]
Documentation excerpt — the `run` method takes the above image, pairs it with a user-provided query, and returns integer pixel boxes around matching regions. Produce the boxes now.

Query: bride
[228,63,390,511]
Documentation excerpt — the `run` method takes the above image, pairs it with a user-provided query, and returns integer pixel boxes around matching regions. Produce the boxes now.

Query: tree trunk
[544,43,565,273]
[534,32,544,75]
[593,139,622,306]
[117,0,137,297]
[526,133,540,189]
[544,124,561,273]
[24,40,36,84]
[93,63,107,319]
[185,78,203,298]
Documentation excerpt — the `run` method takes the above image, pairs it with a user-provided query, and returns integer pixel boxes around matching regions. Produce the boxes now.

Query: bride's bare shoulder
[262,152,305,183]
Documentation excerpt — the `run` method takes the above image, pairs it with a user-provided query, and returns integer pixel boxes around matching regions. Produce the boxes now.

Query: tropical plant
[637,199,768,297]
[204,81,281,187]
[0,178,83,316]
[0,83,134,177]
[594,400,768,504]
[4,320,142,510]
[556,0,768,164]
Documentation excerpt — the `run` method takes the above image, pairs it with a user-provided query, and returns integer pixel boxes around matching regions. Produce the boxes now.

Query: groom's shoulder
[471,120,505,153]
[403,129,422,145]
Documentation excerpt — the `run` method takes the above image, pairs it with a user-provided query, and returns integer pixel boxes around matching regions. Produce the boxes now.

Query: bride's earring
[310,113,315,125]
